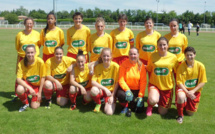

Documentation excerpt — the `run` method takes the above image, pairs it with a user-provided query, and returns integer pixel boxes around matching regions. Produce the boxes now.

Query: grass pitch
[0,28,214,134]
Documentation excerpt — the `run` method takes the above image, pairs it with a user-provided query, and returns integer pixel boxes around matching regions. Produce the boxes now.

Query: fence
[1,24,215,32]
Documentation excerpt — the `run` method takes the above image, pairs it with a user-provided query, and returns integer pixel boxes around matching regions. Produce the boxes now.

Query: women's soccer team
[15,12,207,124]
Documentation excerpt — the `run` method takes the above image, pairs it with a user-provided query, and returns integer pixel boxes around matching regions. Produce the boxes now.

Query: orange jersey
[176,60,207,92]
[110,28,134,58]
[136,31,161,61]
[45,56,76,85]
[92,61,119,92]
[119,59,147,97]
[147,52,178,90]
[17,57,45,86]
[74,63,92,89]
[67,25,91,55]
[88,32,112,62]
[16,30,41,57]
[40,27,65,55]
[164,33,188,62]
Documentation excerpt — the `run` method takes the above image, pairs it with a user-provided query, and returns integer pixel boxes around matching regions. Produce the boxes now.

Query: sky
[0,0,214,15]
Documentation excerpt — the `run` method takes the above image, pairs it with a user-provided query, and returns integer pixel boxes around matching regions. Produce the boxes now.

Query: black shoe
[45,99,52,109]
[126,109,131,117]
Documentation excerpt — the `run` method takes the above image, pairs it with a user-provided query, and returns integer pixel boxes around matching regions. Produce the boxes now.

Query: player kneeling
[176,46,207,124]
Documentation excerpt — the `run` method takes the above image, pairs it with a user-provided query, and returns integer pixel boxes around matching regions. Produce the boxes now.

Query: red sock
[120,102,128,108]
[69,93,77,104]
[17,92,29,104]
[177,103,184,116]
[43,88,53,100]
[91,94,101,104]
[147,99,154,108]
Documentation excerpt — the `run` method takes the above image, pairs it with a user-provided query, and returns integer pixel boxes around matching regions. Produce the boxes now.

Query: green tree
[5,13,18,24]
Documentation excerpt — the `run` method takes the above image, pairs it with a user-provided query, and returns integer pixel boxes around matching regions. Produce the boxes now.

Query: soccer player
[69,50,93,110]
[40,12,65,62]
[90,48,119,115]
[16,45,45,112]
[176,46,207,124]
[117,47,147,117]
[43,47,76,108]
[110,14,134,65]
[196,23,200,36]
[88,17,112,62]
[164,18,188,64]
[136,16,161,65]
[67,12,91,61]
[146,37,178,116]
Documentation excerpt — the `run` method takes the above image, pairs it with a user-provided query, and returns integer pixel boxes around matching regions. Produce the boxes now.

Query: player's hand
[125,90,133,102]
[37,92,42,102]
[80,86,87,95]
[187,91,196,100]
[29,88,36,96]
[67,66,73,73]
[104,89,111,97]
[55,81,63,90]
[108,96,114,104]
[136,97,144,107]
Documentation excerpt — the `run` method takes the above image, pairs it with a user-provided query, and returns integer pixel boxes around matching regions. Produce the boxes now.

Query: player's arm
[67,63,76,73]
[118,65,130,91]
[70,69,86,95]
[92,80,111,96]
[139,65,147,97]
[129,30,134,47]
[46,75,63,90]
[37,77,45,101]
[88,61,98,75]
[60,29,65,47]
[16,78,36,96]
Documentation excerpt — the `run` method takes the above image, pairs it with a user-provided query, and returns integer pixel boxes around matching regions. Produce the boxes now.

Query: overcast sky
[0,0,214,15]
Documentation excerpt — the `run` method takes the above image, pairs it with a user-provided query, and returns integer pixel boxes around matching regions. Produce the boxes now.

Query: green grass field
[0,28,214,134]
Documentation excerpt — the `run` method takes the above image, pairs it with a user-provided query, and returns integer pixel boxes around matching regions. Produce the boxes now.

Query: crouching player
[43,47,76,108]
[176,46,207,124]
[69,50,92,110]
[16,45,45,112]
[90,48,119,115]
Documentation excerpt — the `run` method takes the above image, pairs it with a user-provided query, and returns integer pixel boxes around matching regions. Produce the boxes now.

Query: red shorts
[176,89,201,112]
[67,52,88,62]
[112,56,129,65]
[53,83,70,98]
[148,83,172,108]
[140,59,147,65]
[16,80,39,102]
[43,54,54,62]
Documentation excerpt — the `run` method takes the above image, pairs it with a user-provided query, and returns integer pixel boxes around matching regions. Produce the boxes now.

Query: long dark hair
[44,12,56,36]
[24,45,36,67]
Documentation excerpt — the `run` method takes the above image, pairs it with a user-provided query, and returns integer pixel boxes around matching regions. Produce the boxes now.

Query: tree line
[1,6,215,27]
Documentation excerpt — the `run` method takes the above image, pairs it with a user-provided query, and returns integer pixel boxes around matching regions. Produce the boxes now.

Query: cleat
[45,99,52,109]
[19,104,29,112]
[126,109,131,117]
[93,104,101,113]
[146,106,153,116]
[70,104,76,111]
[121,107,128,114]
[154,104,158,107]
[176,116,183,124]
[11,95,18,102]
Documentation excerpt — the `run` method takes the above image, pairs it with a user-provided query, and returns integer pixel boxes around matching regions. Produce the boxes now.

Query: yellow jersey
[16,30,41,57]
[45,56,76,85]
[17,57,45,86]
[176,60,207,92]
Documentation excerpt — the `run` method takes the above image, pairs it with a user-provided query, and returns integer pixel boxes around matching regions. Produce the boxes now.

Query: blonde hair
[95,17,105,25]
[96,48,112,64]
[129,47,142,71]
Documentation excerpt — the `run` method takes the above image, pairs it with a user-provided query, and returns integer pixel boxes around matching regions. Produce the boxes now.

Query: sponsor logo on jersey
[22,44,35,51]
[79,80,89,87]
[45,40,57,47]
[54,73,66,79]
[154,68,169,75]
[115,42,127,49]
[185,79,198,88]
[101,79,114,86]
[142,45,155,52]
[168,47,181,54]
[72,40,85,47]
[26,75,40,83]
[93,47,103,54]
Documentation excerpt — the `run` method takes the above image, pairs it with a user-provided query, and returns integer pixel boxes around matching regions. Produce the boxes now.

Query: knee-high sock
[43,88,53,100]
[177,103,184,116]
[91,94,101,104]
[17,92,29,104]
[69,93,77,104]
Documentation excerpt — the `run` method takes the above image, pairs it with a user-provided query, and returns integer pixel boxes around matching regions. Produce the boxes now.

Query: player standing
[176,46,207,124]
[67,12,91,61]
[43,47,76,108]
[90,48,119,115]
[40,12,65,62]
[88,17,112,62]
[110,14,134,65]
[146,37,178,116]
[16,45,45,112]
[136,16,161,65]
